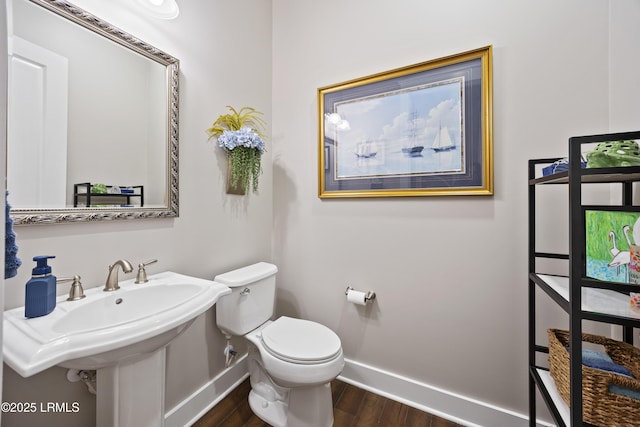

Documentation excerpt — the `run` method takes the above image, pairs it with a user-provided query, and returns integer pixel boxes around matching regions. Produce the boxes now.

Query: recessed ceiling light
[135,0,179,20]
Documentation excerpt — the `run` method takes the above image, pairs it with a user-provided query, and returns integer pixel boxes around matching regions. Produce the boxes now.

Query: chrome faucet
[58,275,86,301]
[104,259,133,292]
[135,259,158,284]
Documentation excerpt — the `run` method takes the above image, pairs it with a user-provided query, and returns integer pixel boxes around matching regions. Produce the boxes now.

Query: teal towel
[565,347,636,378]
[609,384,640,400]
[4,191,21,279]
[583,349,612,363]
[573,348,640,400]
[576,348,634,377]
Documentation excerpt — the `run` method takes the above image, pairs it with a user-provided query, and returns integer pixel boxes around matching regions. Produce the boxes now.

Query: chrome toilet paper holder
[345,286,376,303]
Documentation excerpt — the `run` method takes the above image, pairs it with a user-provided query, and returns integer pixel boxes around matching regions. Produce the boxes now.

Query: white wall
[271,0,637,423]
[609,0,640,133]
[2,0,272,426]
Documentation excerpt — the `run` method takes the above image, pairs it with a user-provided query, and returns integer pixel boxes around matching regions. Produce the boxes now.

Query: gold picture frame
[318,46,493,198]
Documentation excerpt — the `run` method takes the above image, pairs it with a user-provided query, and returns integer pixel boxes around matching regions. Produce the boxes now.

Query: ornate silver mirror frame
[9,0,179,225]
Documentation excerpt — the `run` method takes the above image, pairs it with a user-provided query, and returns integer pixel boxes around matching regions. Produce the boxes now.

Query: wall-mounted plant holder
[207,106,266,196]
[226,159,246,195]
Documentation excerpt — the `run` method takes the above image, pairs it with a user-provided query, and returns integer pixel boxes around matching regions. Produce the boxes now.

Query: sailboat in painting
[401,111,424,157]
[355,139,378,158]
[431,124,455,152]
[401,146,424,156]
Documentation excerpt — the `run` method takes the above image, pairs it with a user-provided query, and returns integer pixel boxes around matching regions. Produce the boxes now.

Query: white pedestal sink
[3,271,231,427]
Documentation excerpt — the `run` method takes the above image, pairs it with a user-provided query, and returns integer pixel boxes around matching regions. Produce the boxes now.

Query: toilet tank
[215,262,278,336]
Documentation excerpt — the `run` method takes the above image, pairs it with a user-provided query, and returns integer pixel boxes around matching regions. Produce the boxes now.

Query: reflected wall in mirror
[7,0,179,225]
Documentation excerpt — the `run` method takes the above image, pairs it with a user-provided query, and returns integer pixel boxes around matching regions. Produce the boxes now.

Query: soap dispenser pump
[25,255,57,318]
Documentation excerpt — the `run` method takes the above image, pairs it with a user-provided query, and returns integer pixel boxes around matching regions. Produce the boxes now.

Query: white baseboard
[164,354,249,427]
[163,355,553,427]
[338,358,554,427]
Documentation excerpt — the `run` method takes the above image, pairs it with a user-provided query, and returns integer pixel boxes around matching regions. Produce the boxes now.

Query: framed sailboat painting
[318,46,493,198]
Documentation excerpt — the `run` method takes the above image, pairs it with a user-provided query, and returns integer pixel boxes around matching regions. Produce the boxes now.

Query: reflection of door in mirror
[8,36,68,208]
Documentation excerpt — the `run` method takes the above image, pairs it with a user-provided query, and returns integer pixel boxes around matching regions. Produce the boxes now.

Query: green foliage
[206,106,266,139]
[227,146,262,194]
[91,183,107,194]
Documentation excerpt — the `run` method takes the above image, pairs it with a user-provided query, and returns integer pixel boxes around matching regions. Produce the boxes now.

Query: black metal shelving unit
[528,131,640,426]
[73,182,144,207]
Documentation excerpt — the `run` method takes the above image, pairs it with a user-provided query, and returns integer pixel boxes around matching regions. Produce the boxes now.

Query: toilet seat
[260,317,341,365]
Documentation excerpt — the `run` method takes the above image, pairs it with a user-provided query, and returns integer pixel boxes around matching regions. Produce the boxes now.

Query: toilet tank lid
[214,262,278,287]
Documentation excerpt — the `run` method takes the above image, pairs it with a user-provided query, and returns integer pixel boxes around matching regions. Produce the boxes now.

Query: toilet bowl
[247,317,344,388]
[214,262,344,427]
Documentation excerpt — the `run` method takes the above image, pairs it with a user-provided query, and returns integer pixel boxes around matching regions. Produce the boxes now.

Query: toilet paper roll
[347,289,367,306]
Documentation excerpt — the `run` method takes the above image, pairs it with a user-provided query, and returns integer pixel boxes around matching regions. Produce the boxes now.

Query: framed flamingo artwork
[317,46,493,198]
[586,210,640,283]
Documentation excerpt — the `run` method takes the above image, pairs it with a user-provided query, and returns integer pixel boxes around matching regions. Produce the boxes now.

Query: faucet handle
[58,275,86,301]
[135,259,158,284]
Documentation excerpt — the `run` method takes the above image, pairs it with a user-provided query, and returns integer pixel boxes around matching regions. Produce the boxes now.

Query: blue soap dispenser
[25,255,57,318]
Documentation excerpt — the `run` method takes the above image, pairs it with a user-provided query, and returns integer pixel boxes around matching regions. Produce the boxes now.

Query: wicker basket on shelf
[548,329,640,426]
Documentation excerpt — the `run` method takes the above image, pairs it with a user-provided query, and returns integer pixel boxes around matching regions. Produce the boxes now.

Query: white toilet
[215,262,344,427]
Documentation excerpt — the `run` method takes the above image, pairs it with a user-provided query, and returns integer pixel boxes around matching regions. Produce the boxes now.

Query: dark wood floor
[192,378,464,427]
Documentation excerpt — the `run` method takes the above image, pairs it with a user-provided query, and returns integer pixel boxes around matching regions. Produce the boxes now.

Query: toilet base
[249,383,334,427]
[249,389,287,427]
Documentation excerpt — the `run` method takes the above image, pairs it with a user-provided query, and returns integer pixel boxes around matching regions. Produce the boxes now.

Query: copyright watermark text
[1,401,80,413]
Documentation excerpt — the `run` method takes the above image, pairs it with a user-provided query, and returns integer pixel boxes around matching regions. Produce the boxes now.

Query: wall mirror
[7,0,179,225]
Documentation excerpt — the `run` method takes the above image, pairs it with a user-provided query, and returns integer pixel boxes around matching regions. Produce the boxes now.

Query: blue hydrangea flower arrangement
[207,106,267,194]
[217,127,265,154]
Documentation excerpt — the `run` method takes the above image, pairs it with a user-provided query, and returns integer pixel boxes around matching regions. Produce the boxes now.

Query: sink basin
[3,271,231,377]
[53,284,203,334]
